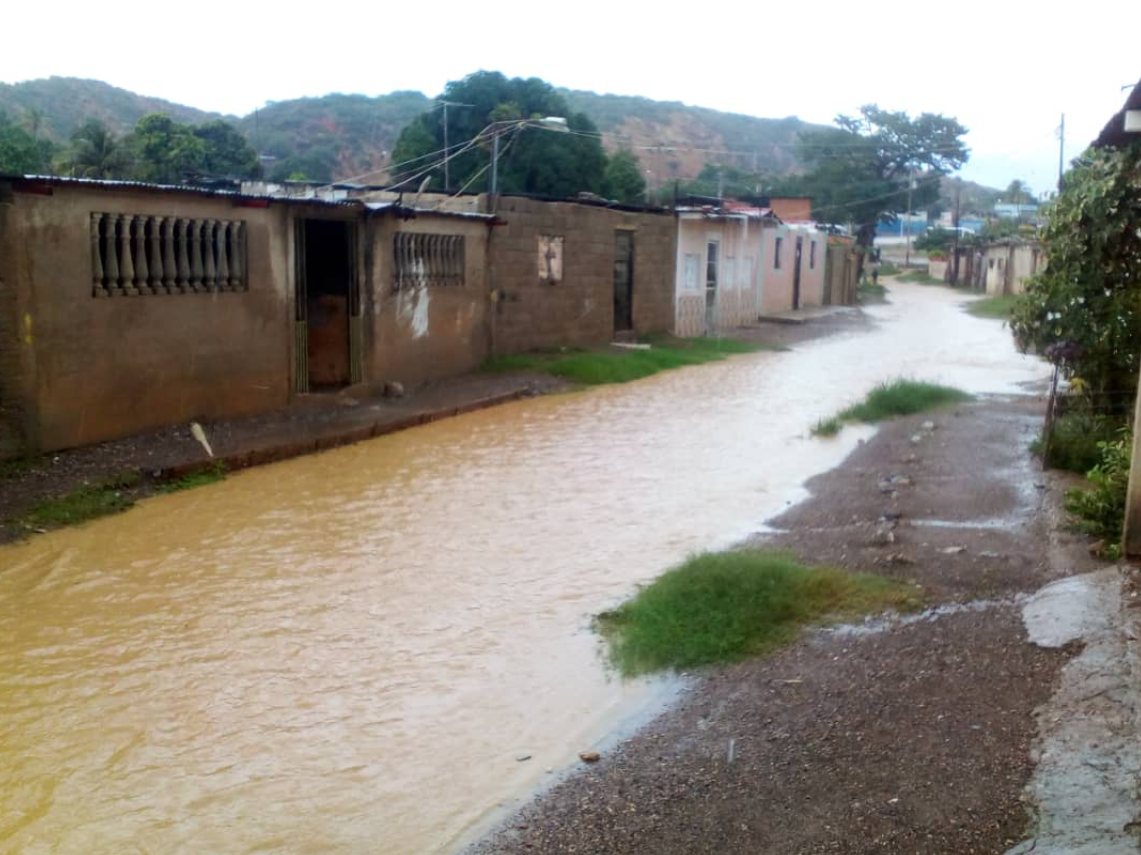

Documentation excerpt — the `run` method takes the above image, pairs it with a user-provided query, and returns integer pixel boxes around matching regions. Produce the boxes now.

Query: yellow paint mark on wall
[23,313,32,344]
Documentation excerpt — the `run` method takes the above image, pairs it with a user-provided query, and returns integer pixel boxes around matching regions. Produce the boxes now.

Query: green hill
[0,76,1002,201]
[0,77,223,141]
[560,89,823,183]
[236,91,431,182]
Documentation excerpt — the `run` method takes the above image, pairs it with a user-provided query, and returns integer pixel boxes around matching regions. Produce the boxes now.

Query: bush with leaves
[1065,428,1131,558]
[1011,142,1141,399]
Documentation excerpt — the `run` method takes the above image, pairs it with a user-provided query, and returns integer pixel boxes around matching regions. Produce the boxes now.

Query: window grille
[90,213,247,297]
[393,233,465,291]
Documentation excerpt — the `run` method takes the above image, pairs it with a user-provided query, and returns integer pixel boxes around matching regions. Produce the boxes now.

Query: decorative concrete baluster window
[90,212,247,297]
[393,233,465,291]
[774,237,783,270]
[538,235,563,284]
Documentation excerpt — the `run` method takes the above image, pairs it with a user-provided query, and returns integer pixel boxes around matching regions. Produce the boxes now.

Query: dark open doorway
[613,230,634,333]
[295,219,355,391]
[792,236,803,310]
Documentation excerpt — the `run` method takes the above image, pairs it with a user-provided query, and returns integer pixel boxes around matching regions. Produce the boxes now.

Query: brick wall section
[488,198,675,354]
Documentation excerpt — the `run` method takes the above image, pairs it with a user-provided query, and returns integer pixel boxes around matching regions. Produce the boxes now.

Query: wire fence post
[1041,363,1060,470]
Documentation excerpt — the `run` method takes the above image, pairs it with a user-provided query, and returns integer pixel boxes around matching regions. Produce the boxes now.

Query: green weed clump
[857,281,888,304]
[966,295,1018,320]
[158,463,226,494]
[482,337,780,386]
[597,549,921,675]
[811,379,972,436]
[22,470,141,530]
[896,269,945,286]
[1066,429,1130,559]
[1034,410,1122,474]
[877,261,902,276]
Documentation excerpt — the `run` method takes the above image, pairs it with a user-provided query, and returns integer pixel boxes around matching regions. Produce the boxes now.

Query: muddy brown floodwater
[0,281,1049,855]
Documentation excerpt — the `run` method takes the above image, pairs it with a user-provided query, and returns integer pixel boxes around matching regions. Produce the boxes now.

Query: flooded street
[0,281,1049,855]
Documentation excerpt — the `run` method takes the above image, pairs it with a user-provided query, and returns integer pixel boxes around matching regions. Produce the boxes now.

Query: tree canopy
[792,105,969,247]
[0,112,55,174]
[1011,142,1141,397]
[390,71,609,197]
[63,119,133,178]
[603,149,647,203]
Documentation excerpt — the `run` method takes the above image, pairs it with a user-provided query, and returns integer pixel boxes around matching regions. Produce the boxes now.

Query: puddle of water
[0,281,1051,855]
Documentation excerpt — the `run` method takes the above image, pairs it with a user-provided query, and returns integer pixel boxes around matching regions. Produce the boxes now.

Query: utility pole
[1057,113,1066,192]
[437,100,474,193]
[904,168,915,268]
[490,133,500,211]
[443,102,450,192]
[951,179,962,286]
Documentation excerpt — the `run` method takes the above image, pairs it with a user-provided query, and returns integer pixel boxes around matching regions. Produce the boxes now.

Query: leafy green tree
[604,149,647,203]
[681,163,764,199]
[126,114,261,183]
[0,112,54,173]
[193,120,262,178]
[1011,142,1141,398]
[63,119,133,178]
[795,105,970,251]
[1004,179,1032,206]
[391,71,608,196]
[127,113,207,184]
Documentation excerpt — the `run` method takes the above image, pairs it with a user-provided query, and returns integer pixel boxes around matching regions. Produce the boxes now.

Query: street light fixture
[488,116,568,212]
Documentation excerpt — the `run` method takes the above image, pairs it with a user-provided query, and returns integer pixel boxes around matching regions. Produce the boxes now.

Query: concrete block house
[0,177,677,457]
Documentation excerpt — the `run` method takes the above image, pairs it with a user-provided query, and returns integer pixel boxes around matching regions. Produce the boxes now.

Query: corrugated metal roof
[1,175,496,221]
[2,173,361,208]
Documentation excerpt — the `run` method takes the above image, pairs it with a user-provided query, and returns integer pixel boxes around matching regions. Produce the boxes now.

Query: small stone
[910,434,923,445]
[940,545,967,554]
[383,380,405,398]
[921,420,936,431]
[872,528,896,546]
[579,751,601,763]
[515,754,532,762]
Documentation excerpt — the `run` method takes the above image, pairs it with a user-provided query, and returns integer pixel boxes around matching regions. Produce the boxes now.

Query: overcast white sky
[4,0,1139,193]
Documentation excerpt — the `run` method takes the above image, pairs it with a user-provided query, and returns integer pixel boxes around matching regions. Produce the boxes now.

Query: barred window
[393,232,465,291]
[90,213,247,297]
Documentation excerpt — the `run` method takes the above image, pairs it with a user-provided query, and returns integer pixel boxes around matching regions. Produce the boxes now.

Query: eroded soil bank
[473,396,1105,855]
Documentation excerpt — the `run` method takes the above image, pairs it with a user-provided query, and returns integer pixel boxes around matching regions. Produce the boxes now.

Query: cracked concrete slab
[1007,568,1141,855]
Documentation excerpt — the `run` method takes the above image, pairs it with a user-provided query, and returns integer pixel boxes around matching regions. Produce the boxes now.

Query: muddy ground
[472,396,1105,855]
[0,310,867,545]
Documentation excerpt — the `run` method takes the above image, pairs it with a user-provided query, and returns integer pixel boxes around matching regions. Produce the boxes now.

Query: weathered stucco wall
[760,225,795,314]
[488,197,675,354]
[364,213,491,387]
[1,183,292,453]
[797,230,826,308]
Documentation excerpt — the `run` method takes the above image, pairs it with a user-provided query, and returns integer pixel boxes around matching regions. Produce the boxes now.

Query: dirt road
[474,396,1105,855]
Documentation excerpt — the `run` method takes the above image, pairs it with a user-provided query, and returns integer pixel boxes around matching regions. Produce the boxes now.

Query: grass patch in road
[482,336,782,386]
[21,470,141,531]
[877,262,902,276]
[896,269,945,286]
[157,463,226,494]
[597,549,922,676]
[966,295,1017,320]
[857,281,887,304]
[811,379,973,436]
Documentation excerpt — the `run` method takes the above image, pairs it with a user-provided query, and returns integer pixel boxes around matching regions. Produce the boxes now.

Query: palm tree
[65,120,132,179]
